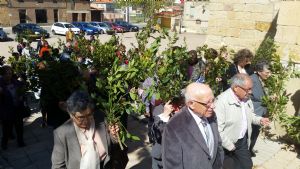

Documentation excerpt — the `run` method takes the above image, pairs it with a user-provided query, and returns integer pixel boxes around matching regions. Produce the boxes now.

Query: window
[72,13,78,22]
[18,0,24,2]
[35,9,47,23]
[53,0,57,3]
[54,9,58,22]
[19,9,26,23]
[37,0,43,3]
[57,23,63,28]
[82,13,86,22]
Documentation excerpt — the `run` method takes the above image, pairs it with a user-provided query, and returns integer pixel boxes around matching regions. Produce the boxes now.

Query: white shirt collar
[188,107,207,125]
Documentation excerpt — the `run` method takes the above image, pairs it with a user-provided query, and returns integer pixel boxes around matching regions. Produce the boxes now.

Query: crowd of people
[0,30,274,169]
[148,49,272,169]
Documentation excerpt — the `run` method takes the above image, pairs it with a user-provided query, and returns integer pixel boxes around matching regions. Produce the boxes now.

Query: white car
[51,22,80,35]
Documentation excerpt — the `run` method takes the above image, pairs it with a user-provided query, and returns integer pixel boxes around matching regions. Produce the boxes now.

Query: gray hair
[184,88,192,103]
[230,73,250,88]
[66,90,95,115]
[254,60,269,72]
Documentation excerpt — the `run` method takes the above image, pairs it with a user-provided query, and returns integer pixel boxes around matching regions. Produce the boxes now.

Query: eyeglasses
[72,112,94,122]
[238,86,252,93]
[192,99,215,108]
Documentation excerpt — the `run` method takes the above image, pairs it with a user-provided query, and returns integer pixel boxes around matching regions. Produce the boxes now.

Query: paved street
[0,26,207,60]
[0,111,299,169]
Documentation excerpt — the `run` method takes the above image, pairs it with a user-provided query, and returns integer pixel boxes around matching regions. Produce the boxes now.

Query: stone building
[205,0,300,62]
[90,0,123,22]
[0,0,91,27]
[182,1,209,34]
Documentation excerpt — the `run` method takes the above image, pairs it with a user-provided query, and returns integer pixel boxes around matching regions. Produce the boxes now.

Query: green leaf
[126,132,131,138]
[129,92,136,100]
[131,135,140,141]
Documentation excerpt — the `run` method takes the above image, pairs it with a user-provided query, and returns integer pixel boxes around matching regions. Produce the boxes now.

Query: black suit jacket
[162,107,224,169]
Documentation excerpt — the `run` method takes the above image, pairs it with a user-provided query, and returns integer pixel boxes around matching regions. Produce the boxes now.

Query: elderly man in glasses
[162,83,224,169]
[51,90,122,169]
[214,73,270,169]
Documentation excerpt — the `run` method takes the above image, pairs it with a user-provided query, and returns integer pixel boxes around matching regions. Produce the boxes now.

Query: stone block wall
[206,0,277,53]
[206,0,300,62]
[0,7,11,27]
[274,1,300,62]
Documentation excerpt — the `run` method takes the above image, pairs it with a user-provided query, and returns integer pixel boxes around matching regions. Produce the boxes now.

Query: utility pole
[125,6,130,22]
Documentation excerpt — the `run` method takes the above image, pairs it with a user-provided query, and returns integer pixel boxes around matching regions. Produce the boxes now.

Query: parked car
[90,22,112,34]
[103,22,125,33]
[0,27,8,41]
[72,22,99,35]
[51,22,80,35]
[115,21,139,32]
[12,23,49,39]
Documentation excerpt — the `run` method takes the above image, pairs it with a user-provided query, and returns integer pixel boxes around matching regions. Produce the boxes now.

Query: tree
[114,0,172,18]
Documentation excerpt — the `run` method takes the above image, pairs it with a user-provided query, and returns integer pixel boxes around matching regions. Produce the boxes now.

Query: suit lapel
[184,108,210,156]
[67,121,81,164]
[208,118,218,162]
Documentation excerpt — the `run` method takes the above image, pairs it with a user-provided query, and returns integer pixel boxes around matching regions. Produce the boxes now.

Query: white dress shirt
[188,108,214,158]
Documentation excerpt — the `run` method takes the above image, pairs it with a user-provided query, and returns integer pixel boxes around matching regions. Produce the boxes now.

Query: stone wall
[206,0,277,53]
[274,1,300,62]
[0,6,11,27]
[205,0,300,62]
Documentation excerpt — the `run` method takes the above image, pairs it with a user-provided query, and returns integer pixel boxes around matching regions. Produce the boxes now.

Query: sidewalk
[0,113,299,169]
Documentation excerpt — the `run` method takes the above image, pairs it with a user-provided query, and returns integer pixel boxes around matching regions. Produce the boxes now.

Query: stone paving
[0,112,299,169]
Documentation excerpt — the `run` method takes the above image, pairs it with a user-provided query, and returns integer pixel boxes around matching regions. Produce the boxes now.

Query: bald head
[185,83,213,103]
[185,83,215,117]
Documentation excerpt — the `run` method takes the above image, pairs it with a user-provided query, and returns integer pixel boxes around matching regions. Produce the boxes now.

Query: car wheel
[52,30,56,35]
[130,28,134,32]
[100,30,104,34]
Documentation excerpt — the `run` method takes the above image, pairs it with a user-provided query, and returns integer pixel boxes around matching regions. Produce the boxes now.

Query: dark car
[103,22,125,33]
[0,27,8,41]
[12,23,50,39]
[115,21,139,32]
[72,22,99,35]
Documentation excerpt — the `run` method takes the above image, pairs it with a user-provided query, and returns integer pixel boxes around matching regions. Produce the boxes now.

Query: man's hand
[109,124,120,139]
[161,100,174,117]
[260,118,270,126]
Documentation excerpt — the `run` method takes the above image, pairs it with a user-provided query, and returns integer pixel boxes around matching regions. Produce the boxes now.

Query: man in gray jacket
[162,83,224,169]
[214,73,270,169]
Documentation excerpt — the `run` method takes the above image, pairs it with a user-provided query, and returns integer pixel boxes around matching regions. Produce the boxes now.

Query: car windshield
[65,24,75,28]
[27,24,41,29]
[81,23,93,27]
[102,23,111,28]
[0,28,3,31]
[119,22,128,26]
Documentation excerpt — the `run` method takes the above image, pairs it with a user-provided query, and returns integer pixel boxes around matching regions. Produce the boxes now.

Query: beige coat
[214,89,262,151]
